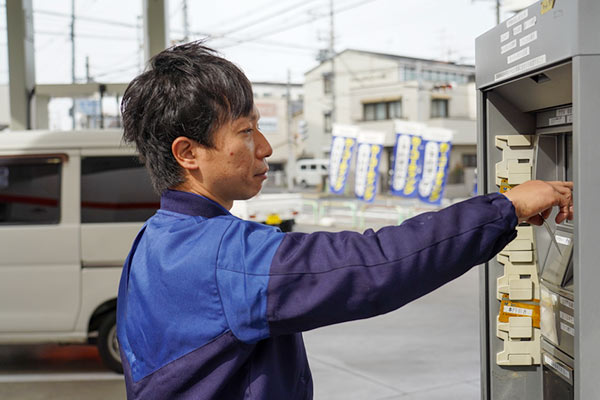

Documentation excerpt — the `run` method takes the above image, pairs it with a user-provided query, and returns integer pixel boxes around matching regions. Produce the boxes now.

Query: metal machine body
[476,1,600,399]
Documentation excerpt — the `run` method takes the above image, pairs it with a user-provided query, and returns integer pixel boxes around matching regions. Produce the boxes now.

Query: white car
[0,129,158,373]
[294,158,329,187]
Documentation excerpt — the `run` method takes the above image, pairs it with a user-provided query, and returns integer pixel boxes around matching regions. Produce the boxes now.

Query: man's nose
[255,129,273,159]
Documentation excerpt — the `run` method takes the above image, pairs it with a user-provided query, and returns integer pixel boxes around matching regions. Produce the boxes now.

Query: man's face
[196,107,272,208]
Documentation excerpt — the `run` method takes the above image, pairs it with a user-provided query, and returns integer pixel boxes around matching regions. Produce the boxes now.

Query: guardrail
[300,196,444,229]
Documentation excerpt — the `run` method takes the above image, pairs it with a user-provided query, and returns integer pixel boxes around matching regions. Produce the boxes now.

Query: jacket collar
[160,189,230,218]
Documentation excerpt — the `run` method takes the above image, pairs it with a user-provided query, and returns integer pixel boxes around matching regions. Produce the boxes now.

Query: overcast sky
[0,0,533,86]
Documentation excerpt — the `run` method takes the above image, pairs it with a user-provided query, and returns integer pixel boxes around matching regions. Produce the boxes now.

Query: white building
[252,81,304,188]
[303,49,478,197]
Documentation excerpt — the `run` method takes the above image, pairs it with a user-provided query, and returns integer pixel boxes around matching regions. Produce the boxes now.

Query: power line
[203,0,294,32]
[34,9,138,29]
[222,0,367,43]
[170,27,321,52]
[35,30,137,42]
[218,0,384,49]
[93,61,140,78]
[213,0,322,39]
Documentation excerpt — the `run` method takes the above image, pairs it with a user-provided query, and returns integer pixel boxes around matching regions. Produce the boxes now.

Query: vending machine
[476,1,600,399]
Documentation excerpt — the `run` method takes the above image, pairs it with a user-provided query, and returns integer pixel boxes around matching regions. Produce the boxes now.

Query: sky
[0,0,532,87]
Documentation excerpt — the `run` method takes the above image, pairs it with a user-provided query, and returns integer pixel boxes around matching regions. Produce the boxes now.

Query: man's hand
[503,180,573,225]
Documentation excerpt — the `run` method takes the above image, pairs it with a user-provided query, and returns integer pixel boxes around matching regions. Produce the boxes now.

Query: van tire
[301,180,308,188]
[98,311,123,373]
[279,220,294,232]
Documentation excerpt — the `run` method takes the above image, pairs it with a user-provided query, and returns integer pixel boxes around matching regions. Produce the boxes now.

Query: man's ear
[172,136,201,171]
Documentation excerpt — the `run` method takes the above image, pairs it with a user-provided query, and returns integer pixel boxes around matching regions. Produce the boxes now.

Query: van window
[0,156,61,224]
[300,165,307,170]
[81,156,159,223]
[310,165,317,170]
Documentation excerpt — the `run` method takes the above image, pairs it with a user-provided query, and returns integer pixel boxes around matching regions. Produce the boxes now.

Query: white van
[0,129,158,373]
[294,158,329,187]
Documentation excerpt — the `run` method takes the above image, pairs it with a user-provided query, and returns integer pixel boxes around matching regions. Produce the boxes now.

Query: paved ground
[0,219,482,399]
[304,268,481,400]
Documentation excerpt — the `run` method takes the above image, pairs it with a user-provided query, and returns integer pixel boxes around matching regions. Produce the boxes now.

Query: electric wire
[34,9,138,29]
[212,0,322,38]
[217,0,384,49]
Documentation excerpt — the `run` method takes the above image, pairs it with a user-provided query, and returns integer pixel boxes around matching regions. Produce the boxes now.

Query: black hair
[121,41,254,193]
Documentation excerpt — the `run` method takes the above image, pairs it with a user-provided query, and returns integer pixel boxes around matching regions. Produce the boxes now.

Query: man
[117,42,573,400]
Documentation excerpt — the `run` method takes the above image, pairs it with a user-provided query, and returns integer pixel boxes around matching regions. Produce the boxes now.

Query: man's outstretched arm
[215,181,573,342]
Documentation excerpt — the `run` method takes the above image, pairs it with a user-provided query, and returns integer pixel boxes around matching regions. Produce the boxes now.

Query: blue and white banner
[390,121,425,198]
[328,124,359,194]
[418,128,453,205]
[354,131,385,203]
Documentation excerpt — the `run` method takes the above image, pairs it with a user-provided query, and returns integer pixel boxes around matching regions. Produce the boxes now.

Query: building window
[389,100,402,119]
[431,98,449,118]
[462,154,477,168]
[0,156,61,224]
[323,73,333,94]
[403,66,417,81]
[363,100,402,121]
[81,156,159,223]
[324,112,332,133]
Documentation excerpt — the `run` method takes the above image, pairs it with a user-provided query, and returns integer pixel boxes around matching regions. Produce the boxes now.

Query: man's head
[121,42,271,207]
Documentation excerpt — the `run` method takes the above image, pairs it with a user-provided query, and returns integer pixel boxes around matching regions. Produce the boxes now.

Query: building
[251,81,304,188]
[303,49,478,198]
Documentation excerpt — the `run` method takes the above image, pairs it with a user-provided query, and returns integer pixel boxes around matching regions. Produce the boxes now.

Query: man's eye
[243,128,253,134]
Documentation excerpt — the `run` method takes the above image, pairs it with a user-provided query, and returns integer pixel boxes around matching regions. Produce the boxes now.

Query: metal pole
[71,0,76,129]
[85,55,90,82]
[182,0,189,42]
[99,84,106,129]
[329,0,335,124]
[137,15,143,73]
[286,69,296,191]
[496,0,501,25]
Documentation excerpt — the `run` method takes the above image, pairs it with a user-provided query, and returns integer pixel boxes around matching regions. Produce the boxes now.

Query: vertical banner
[354,131,385,203]
[418,127,453,205]
[390,121,425,198]
[328,124,359,194]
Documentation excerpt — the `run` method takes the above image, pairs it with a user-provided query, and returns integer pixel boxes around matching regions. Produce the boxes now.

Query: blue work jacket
[117,189,517,399]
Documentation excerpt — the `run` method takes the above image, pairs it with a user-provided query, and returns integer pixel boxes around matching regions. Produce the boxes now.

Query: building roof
[304,48,475,76]
[252,81,303,87]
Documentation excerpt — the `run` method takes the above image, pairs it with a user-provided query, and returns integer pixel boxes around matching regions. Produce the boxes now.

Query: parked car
[230,192,301,232]
[0,129,159,373]
[0,129,306,372]
[294,158,329,187]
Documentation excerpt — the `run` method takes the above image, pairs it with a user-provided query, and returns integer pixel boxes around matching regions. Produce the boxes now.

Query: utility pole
[136,15,143,73]
[329,0,335,125]
[70,0,76,129]
[496,0,501,25]
[182,0,190,42]
[286,69,296,191]
[85,56,91,82]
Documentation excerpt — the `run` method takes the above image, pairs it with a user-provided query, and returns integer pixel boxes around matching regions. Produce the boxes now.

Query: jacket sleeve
[215,193,517,343]
[266,193,517,336]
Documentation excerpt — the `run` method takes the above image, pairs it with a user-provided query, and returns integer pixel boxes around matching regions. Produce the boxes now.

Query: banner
[354,131,385,203]
[390,121,425,198]
[328,124,359,194]
[418,128,453,205]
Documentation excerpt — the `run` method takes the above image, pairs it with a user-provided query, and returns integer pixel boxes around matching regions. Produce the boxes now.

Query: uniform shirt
[117,189,517,399]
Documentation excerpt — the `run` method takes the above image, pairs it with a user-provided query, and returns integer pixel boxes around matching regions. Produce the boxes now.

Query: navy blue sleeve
[266,193,518,335]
